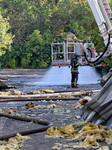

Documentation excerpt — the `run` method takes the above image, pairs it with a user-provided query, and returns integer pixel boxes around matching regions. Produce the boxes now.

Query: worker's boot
[71,85,80,88]
[75,85,80,88]
[71,84,74,88]
[75,84,80,88]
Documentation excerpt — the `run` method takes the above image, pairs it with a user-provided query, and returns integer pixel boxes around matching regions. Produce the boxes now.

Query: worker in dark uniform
[70,53,80,88]
[65,30,83,59]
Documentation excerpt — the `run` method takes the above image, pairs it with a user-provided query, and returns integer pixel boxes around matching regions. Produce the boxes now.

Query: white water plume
[31,66,100,85]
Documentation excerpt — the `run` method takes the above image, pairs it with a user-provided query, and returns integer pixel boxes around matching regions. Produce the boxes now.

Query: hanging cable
[84,34,111,64]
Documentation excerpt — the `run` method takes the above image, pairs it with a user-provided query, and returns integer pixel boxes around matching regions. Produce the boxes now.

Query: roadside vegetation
[0,0,112,71]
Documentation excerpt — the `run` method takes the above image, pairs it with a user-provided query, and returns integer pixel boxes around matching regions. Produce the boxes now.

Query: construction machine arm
[85,0,112,64]
[87,0,112,46]
[79,0,112,66]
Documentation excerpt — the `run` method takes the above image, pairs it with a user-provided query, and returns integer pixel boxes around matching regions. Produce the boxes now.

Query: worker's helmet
[72,53,78,59]
[70,29,75,34]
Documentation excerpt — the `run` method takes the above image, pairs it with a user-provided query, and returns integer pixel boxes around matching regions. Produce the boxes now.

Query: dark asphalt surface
[0,69,111,150]
[0,69,101,92]
[0,99,111,150]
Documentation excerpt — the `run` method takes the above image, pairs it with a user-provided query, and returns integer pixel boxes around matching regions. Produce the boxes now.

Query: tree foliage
[0,13,13,56]
[0,0,111,69]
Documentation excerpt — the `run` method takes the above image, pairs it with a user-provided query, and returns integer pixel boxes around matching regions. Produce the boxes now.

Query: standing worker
[65,30,83,59]
[70,53,80,88]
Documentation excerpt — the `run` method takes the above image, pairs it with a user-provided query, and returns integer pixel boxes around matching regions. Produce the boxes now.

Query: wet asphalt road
[0,68,101,92]
[0,69,111,150]
[0,98,111,150]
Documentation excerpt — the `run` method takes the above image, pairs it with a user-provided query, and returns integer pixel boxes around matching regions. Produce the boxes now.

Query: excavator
[51,0,112,127]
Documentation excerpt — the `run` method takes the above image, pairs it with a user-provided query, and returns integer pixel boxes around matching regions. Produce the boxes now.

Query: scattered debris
[16,113,26,117]
[33,90,41,94]
[105,135,112,145]
[14,90,26,95]
[9,107,17,110]
[79,96,91,105]
[0,133,30,150]
[0,109,3,113]
[49,100,53,103]
[42,89,55,93]
[39,113,46,116]
[75,115,81,119]
[25,102,36,109]
[74,103,82,109]
[0,88,104,149]
[98,146,110,150]
[46,122,112,149]
[80,90,86,95]
[7,109,14,114]
[74,96,91,110]
[47,104,56,109]
[39,100,47,102]
[0,91,11,95]
[60,126,75,134]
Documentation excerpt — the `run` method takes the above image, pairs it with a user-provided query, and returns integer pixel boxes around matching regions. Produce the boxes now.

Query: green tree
[22,30,51,68]
[0,0,111,69]
[0,12,13,56]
